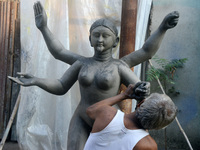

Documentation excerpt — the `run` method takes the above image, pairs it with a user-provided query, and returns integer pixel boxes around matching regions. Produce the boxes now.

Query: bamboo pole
[119,0,137,114]
[0,91,21,150]
[149,60,193,150]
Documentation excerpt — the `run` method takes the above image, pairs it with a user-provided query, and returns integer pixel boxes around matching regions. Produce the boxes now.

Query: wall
[0,1,20,140]
[149,0,200,149]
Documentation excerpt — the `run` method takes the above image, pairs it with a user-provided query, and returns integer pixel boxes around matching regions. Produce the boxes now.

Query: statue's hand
[34,1,47,30]
[124,82,150,101]
[8,72,36,86]
[132,82,150,101]
[160,11,179,30]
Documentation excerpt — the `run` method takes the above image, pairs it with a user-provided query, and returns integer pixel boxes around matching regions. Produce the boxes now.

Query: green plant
[146,55,188,96]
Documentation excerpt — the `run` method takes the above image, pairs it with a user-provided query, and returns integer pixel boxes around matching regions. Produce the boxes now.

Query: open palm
[8,73,35,86]
[34,1,47,30]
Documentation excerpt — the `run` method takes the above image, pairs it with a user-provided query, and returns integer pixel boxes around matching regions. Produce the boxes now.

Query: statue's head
[89,18,119,51]
[90,18,118,36]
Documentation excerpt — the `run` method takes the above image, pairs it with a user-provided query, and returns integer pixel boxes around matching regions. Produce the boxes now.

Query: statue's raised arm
[121,11,179,68]
[34,1,83,65]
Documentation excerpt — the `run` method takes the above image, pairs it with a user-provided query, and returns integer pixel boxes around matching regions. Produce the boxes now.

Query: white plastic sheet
[132,0,152,108]
[19,1,71,150]
[18,0,152,149]
[134,0,152,77]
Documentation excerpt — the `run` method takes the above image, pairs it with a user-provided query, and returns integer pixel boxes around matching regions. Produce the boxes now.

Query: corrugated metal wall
[0,0,20,140]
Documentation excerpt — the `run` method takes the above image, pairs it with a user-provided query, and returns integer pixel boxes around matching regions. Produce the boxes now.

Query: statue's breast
[78,65,94,87]
[95,65,117,90]
[78,63,119,90]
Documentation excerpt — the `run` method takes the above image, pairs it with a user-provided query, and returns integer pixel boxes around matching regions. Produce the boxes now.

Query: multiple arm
[121,11,179,68]
[9,2,83,94]
[33,3,180,70]
[34,1,83,65]
[8,61,82,95]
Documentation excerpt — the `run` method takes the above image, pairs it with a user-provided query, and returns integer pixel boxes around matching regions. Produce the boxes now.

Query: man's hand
[34,1,47,30]
[124,82,150,101]
[159,11,179,31]
[8,72,36,86]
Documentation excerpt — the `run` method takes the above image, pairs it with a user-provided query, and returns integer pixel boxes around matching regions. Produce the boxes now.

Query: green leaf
[147,56,188,96]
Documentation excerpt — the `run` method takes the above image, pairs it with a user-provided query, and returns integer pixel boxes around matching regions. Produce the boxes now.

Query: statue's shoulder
[113,58,129,68]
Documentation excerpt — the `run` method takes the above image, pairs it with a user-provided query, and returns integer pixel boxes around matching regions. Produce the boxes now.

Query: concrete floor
[2,142,20,150]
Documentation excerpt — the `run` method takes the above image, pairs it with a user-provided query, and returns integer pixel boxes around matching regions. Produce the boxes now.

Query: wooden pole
[119,0,137,114]
[0,91,21,150]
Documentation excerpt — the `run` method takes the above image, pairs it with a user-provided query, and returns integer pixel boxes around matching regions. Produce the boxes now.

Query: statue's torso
[76,57,125,126]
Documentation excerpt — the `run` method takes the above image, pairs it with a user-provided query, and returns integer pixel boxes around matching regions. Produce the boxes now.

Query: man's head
[135,93,177,130]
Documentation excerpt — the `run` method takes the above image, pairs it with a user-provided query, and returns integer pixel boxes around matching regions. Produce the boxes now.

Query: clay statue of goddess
[9,1,179,150]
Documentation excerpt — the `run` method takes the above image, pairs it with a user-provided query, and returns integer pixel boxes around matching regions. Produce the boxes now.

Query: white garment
[84,110,149,150]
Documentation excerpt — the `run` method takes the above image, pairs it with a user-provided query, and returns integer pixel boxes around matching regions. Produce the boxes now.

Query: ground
[2,142,20,150]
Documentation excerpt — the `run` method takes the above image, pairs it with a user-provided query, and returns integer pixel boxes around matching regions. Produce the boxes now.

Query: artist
[84,82,177,150]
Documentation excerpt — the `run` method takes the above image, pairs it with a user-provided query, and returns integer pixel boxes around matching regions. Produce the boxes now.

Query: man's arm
[34,1,83,65]
[86,85,134,120]
[133,135,158,150]
[86,83,148,120]
[86,92,128,120]
[121,11,179,68]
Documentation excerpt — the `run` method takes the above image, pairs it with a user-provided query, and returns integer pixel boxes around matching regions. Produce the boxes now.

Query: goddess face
[90,26,119,52]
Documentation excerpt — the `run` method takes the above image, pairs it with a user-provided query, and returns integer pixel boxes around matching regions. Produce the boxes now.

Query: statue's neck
[93,49,113,62]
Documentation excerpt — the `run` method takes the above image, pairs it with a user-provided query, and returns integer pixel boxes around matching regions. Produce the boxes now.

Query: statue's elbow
[144,49,156,60]
[148,54,153,60]
[53,53,61,60]
[56,91,66,95]
[54,86,68,95]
